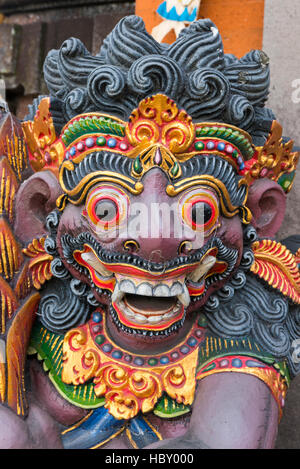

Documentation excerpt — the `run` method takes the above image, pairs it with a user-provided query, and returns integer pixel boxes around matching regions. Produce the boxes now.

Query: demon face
[8,16,298,431]
[49,94,252,350]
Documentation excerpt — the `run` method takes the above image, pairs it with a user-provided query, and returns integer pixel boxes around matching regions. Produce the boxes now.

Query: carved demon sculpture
[0,16,299,449]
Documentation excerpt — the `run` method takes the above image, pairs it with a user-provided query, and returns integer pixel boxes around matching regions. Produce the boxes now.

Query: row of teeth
[112,280,190,307]
[110,305,186,336]
[81,251,217,308]
[119,299,182,325]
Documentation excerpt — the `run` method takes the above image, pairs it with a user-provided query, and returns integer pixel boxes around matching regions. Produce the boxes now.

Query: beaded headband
[22,93,299,197]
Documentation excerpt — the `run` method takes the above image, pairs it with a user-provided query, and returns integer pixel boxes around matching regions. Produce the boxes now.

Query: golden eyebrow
[166,175,251,223]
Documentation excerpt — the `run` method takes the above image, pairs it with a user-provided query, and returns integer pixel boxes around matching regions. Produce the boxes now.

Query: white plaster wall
[263,0,300,239]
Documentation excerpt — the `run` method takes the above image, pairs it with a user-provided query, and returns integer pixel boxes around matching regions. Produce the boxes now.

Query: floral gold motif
[22,98,64,175]
[243,121,299,191]
[251,239,300,304]
[23,238,53,290]
[62,322,198,420]
[126,94,195,157]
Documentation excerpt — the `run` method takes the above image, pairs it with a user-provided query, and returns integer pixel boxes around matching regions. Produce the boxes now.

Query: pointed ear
[246,179,287,238]
[14,171,63,243]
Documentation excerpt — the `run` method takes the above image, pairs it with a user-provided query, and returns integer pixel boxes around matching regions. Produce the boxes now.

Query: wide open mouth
[62,232,238,334]
[112,290,186,332]
[72,243,221,333]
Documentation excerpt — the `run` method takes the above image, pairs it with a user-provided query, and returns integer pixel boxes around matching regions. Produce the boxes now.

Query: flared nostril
[178,240,193,255]
[123,239,140,254]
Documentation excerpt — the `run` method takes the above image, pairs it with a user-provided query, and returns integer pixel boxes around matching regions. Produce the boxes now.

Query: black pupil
[191,202,212,225]
[95,199,118,222]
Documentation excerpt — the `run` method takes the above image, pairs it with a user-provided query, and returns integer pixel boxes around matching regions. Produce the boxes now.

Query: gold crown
[22,94,299,193]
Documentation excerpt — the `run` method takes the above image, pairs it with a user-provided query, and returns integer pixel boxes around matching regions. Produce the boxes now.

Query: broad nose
[122,168,196,262]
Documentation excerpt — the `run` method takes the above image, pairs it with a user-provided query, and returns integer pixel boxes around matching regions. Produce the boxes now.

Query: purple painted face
[52,93,258,351]
[57,164,244,351]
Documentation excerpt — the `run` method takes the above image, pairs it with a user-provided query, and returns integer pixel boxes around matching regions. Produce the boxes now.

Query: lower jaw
[110,300,186,337]
[106,305,196,355]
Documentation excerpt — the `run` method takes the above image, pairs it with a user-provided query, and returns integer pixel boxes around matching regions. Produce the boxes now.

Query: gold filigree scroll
[22,97,64,175]
[62,323,198,420]
[22,238,53,290]
[126,94,195,159]
[243,121,299,190]
[251,239,300,304]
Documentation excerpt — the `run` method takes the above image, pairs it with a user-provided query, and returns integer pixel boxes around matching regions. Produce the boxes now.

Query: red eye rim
[185,197,217,229]
[83,185,129,232]
[90,195,120,228]
[180,189,219,234]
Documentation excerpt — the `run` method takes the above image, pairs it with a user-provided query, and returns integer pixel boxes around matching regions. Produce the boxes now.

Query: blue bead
[107,138,117,148]
[160,356,169,365]
[180,345,190,355]
[245,360,265,368]
[102,344,112,353]
[232,358,242,368]
[65,151,70,160]
[187,337,197,347]
[217,142,226,151]
[93,312,102,323]
[85,137,95,148]
[70,146,76,156]
[239,162,245,170]
[112,350,123,359]
[134,357,144,366]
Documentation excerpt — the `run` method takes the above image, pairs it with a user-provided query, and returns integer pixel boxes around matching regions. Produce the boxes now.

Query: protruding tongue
[124,294,177,315]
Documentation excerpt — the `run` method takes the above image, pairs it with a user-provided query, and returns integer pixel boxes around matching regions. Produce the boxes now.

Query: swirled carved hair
[42,15,274,146]
[204,271,300,378]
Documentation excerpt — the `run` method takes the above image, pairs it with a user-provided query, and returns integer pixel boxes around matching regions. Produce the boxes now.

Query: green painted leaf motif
[222,128,233,138]
[91,116,101,130]
[171,161,179,178]
[133,156,143,174]
[29,322,104,409]
[85,117,94,130]
[154,394,191,418]
[62,115,126,147]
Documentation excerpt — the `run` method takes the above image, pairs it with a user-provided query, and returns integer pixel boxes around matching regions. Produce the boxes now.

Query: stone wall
[263,0,300,241]
[0,0,134,118]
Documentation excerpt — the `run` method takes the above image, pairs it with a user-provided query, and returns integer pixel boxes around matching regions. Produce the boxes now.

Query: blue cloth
[157,1,197,22]
[61,406,160,449]
[62,406,125,449]
[128,416,161,448]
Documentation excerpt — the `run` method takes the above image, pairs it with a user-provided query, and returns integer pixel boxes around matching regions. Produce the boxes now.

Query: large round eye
[179,188,219,235]
[83,185,129,232]
[189,199,214,228]
[94,198,118,225]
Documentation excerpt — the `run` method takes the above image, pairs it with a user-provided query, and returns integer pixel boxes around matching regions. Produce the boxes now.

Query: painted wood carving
[0,15,299,449]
